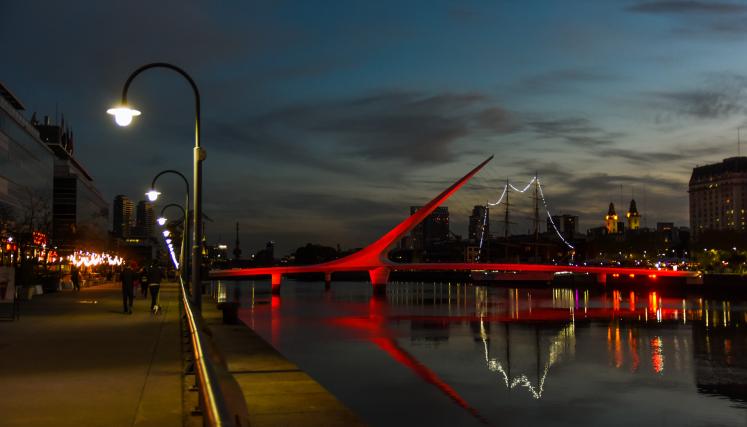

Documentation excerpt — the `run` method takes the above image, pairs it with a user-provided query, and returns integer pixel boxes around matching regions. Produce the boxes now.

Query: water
[214,280,747,426]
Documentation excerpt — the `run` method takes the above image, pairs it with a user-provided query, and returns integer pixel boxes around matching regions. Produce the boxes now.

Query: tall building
[689,157,747,238]
[112,195,134,238]
[410,206,450,250]
[0,82,55,256]
[134,200,155,238]
[468,205,489,242]
[1,82,108,255]
[626,199,640,231]
[36,117,109,251]
[548,214,578,239]
[605,203,618,234]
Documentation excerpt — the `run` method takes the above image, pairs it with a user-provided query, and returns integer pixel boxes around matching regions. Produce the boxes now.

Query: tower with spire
[626,199,640,231]
[605,203,618,234]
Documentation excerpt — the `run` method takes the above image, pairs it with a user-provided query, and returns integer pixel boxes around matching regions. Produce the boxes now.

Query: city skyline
[3,1,746,253]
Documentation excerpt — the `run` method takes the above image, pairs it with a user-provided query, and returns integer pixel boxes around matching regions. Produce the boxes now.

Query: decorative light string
[476,202,490,261]
[479,175,575,252]
[537,179,575,250]
[163,235,179,269]
[68,251,123,267]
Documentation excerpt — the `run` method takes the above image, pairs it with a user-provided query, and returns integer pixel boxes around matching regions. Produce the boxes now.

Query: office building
[112,195,134,238]
[689,157,747,238]
[548,214,578,239]
[410,206,450,250]
[134,200,155,238]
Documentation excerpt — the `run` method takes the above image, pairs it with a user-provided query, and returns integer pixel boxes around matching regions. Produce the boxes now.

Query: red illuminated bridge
[210,156,700,293]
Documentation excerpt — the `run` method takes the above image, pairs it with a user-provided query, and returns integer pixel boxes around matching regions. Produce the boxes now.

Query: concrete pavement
[0,282,182,427]
[0,281,364,427]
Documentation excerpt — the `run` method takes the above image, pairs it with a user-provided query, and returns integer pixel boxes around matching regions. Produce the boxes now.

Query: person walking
[121,262,135,314]
[147,262,163,314]
[139,266,149,298]
[71,265,80,292]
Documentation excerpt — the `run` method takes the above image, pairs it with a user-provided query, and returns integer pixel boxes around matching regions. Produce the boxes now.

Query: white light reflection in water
[479,320,576,399]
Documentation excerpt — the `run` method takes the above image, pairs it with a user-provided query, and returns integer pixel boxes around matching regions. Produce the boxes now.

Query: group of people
[119,261,163,315]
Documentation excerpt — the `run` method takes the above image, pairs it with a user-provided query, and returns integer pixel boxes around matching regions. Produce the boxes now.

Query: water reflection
[213,280,747,426]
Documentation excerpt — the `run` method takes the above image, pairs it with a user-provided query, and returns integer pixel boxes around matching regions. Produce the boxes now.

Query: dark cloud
[527,118,623,147]
[521,69,619,93]
[648,73,747,119]
[599,142,727,165]
[627,1,747,14]
[209,91,519,167]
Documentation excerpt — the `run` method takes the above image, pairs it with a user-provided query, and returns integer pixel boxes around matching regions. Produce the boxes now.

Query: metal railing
[179,277,250,426]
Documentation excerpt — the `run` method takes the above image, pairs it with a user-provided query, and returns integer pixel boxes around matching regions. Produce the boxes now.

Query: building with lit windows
[134,200,155,238]
[409,206,449,251]
[548,214,578,239]
[112,195,134,238]
[0,82,55,264]
[35,116,109,252]
[689,157,747,240]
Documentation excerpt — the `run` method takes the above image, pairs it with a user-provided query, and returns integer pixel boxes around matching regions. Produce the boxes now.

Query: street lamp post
[108,62,205,310]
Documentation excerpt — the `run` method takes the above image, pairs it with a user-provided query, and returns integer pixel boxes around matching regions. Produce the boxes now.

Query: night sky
[2,1,745,255]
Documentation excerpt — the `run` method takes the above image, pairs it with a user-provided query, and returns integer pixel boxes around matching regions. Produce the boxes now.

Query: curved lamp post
[108,62,205,310]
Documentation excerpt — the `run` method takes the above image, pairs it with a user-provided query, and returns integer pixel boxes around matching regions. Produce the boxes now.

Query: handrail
[179,277,248,426]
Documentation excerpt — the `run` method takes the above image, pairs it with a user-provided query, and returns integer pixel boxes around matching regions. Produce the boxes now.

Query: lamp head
[145,189,161,202]
[106,106,141,127]
[157,217,167,226]
[162,230,170,237]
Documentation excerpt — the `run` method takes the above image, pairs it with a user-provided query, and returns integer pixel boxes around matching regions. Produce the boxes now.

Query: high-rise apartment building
[112,195,134,238]
[468,205,489,242]
[548,214,578,239]
[410,206,449,250]
[134,200,155,238]
[689,157,747,238]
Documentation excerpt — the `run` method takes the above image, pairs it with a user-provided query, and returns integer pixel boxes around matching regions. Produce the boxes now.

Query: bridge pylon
[369,267,390,296]
[271,273,282,294]
[324,272,332,290]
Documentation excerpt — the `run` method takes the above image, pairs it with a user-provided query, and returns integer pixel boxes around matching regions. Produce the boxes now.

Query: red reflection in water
[271,295,281,345]
[650,336,664,374]
[330,301,487,424]
[371,337,487,424]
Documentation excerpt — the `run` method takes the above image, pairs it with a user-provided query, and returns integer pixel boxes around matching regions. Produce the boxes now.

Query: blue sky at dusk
[3,1,746,254]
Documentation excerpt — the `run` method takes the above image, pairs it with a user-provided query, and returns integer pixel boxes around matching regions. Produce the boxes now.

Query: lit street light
[145,189,161,202]
[106,106,141,126]
[158,203,189,282]
[108,62,204,310]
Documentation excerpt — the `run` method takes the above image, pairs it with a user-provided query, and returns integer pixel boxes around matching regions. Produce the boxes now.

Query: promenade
[0,282,362,427]
[0,282,183,427]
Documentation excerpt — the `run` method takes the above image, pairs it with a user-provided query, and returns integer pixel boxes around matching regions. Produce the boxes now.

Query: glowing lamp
[162,230,170,237]
[157,217,167,226]
[145,189,161,202]
[106,106,141,127]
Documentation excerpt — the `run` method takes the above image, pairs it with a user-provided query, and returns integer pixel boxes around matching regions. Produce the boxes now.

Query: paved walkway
[0,282,363,427]
[0,282,183,427]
